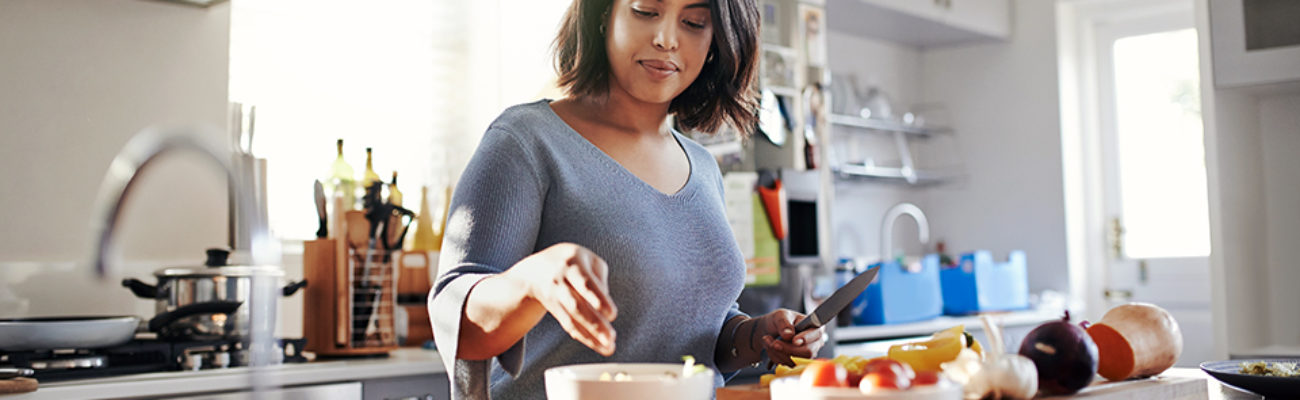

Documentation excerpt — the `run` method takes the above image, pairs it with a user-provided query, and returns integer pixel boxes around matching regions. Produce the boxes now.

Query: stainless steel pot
[123,249,306,340]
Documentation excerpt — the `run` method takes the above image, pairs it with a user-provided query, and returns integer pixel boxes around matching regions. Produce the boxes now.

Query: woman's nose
[653,22,679,51]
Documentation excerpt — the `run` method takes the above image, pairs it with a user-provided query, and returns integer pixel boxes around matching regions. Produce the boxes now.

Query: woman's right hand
[519,243,619,356]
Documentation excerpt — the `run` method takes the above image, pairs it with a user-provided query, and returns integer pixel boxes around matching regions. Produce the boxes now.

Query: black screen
[787,200,819,257]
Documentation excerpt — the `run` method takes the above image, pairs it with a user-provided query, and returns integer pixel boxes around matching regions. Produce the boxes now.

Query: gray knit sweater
[429,100,748,399]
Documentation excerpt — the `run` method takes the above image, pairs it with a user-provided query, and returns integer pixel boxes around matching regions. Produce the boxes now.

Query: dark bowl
[1200,358,1300,398]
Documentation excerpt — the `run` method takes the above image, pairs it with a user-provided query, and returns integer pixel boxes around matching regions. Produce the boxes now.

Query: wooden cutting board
[717,374,1207,400]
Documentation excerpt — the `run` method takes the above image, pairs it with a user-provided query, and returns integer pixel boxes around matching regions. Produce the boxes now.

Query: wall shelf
[832,163,952,185]
[830,114,952,137]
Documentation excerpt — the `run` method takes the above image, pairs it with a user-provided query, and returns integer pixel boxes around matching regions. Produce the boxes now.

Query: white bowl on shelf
[769,376,963,400]
[544,363,714,400]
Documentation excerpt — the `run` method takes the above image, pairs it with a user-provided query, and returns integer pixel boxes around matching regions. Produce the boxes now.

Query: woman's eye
[632,9,657,18]
[684,19,706,29]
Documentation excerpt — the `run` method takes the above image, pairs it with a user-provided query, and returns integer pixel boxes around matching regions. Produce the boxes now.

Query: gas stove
[0,336,306,382]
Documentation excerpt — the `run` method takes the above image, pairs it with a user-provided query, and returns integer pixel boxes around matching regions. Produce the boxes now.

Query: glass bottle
[388,171,403,207]
[329,139,356,211]
[363,147,383,189]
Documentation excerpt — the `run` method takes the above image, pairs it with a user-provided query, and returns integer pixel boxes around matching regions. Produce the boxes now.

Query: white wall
[921,0,1071,296]
[823,1,1069,300]
[0,0,232,317]
[1259,94,1300,347]
[824,30,932,261]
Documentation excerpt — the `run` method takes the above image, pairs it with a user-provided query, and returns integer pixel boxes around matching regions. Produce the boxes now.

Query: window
[230,0,569,240]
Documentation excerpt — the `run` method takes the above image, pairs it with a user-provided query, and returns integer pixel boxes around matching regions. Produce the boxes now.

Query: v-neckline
[542,100,697,198]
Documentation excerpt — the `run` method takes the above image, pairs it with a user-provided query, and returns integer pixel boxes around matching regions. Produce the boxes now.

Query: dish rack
[303,238,399,356]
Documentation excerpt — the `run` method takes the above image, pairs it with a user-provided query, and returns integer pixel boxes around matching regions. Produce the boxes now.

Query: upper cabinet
[825,0,1010,48]
[1208,0,1300,89]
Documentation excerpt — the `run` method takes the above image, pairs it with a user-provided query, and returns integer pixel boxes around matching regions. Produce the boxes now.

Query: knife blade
[314,180,328,238]
[793,265,879,332]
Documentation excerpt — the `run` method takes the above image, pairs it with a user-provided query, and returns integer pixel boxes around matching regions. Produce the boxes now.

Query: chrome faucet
[880,202,930,263]
[90,125,280,394]
[92,125,272,276]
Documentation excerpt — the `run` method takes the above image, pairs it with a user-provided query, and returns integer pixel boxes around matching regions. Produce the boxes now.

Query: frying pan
[0,316,139,351]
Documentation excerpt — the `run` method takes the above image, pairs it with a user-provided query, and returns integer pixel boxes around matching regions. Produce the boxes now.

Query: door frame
[1057,0,1200,318]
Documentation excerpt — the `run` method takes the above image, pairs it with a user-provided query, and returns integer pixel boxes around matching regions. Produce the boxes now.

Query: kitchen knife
[0,368,33,379]
[793,265,879,332]
[314,180,328,238]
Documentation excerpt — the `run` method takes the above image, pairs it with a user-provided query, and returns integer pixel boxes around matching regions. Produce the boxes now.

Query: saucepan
[122,249,305,340]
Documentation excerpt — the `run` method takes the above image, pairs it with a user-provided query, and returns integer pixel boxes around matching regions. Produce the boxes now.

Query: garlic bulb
[942,316,1038,399]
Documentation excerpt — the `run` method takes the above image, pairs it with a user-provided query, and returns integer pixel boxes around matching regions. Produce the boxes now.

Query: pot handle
[147,300,243,333]
[121,278,158,299]
[282,280,308,296]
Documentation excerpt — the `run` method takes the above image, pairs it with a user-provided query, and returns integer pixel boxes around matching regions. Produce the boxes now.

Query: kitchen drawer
[363,373,449,400]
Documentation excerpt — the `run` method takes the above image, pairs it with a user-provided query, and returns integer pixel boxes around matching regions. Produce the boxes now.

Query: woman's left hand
[752,309,826,367]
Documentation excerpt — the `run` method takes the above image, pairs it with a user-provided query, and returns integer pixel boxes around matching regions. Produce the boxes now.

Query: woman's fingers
[763,336,796,367]
[564,255,617,322]
[551,282,616,355]
[790,326,824,348]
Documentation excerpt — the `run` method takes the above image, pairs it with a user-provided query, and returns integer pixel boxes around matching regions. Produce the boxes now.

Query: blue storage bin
[940,250,1029,315]
[850,254,944,325]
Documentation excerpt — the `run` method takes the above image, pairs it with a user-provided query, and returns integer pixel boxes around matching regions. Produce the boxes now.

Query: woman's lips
[638,60,678,80]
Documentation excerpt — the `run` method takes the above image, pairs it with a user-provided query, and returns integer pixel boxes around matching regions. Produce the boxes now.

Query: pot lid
[154,248,284,278]
[154,265,285,278]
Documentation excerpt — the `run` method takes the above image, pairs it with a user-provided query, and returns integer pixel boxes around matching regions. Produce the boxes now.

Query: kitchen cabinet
[1208,0,1300,89]
[826,0,1010,48]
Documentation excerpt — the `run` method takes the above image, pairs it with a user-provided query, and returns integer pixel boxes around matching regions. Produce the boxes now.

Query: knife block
[303,238,399,356]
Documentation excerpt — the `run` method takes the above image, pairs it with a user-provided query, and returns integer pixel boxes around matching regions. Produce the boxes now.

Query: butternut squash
[1085,303,1182,381]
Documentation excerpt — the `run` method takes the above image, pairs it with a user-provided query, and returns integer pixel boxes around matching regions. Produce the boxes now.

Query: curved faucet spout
[880,202,930,262]
[91,125,271,278]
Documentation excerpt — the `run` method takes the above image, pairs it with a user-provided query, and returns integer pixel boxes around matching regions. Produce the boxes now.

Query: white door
[1093,5,1214,367]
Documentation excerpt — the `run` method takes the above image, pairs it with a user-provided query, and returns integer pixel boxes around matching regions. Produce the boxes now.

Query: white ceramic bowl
[544,363,714,400]
[769,376,963,400]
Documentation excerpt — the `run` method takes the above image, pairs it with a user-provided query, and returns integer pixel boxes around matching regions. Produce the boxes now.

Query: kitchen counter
[4,348,447,400]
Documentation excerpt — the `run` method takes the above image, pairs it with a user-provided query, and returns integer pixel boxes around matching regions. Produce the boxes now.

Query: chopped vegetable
[680,355,708,377]
[1086,303,1183,381]
[801,360,849,388]
[858,358,914,393]
[1240,361,1300,377]
[887,325,969,372]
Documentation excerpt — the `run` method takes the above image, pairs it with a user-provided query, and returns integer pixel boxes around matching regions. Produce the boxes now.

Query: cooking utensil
[122,248,306,340]
[793,266,879,332]
[315,180,328,238]
[0,369,33,380]
[0,316,139,351]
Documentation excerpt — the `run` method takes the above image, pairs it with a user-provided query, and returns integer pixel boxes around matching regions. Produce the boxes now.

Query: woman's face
[604,0,714,105]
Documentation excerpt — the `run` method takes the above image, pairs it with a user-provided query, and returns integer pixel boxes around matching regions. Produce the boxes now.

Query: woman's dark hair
[553,0,761,138]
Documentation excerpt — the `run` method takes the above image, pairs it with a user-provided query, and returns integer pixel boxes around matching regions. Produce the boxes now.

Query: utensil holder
[303,238,399,356]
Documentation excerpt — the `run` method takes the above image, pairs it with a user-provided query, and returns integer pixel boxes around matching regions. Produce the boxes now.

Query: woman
[429,0,825,398]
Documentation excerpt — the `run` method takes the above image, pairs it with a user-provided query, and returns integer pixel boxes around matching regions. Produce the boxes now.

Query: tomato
[858,358,914,393]
[846,371,865,387]
[913,371,942,386]
[800,360,848,388]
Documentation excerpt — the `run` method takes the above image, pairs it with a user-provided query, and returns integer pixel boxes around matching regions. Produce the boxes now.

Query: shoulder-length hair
[553,0,761,138]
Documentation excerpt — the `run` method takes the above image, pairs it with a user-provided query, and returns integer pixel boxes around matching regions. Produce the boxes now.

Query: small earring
[706,53,714,63]
[600,9,610,35]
